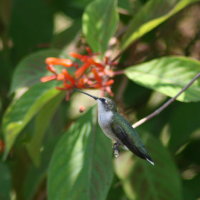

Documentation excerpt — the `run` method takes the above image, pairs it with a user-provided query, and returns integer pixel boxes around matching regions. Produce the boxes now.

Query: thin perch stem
[133,72,200,128]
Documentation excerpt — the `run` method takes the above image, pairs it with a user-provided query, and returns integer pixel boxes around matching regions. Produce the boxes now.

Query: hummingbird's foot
[113,142,120,158]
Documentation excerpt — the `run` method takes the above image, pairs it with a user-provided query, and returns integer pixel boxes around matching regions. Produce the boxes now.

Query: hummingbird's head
[76,90,117,112]
[97,97,117,112]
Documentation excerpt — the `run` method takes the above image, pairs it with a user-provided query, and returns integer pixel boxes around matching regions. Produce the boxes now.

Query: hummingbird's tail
[145,157,154,166]
[127,144,154,165]
[119,135,154,165]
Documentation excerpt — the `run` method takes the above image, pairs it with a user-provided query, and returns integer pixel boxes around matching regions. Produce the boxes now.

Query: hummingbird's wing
[111,113,154,165]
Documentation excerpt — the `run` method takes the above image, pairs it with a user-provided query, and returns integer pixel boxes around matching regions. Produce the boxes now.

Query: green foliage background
[0,0,200,199]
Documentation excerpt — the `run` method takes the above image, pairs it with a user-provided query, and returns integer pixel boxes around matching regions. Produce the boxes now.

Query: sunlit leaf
[26,92,64,166]
[0,163,12,200]
[10,49,60,93]
[3,82,61,159]
[125,56,200,102]
[82,0,119,53]
[48,108,113,200]
[23,101,67,200]
[115,134,182,200]
[121,0,200,50]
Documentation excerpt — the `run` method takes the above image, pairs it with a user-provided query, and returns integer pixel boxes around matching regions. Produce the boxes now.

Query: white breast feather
[97,100,117,141]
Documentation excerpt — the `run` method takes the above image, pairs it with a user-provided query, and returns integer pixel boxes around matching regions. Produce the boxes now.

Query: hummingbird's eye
[100,98,107,103]
[104,99,108,104]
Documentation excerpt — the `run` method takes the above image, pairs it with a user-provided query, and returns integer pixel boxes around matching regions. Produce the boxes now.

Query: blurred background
[0,0,200,199]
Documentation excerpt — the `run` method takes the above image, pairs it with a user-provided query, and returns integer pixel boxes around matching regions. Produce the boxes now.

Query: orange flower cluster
[41,49,115,99]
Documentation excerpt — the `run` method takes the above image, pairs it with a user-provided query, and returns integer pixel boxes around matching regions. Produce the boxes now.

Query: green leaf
[115,135,182,200]
[82,0,119,53]
[22,101,67,200]
[121,0,200,50]
[48,108,113,200]
[23,133,61,200]
[3,82,61,159]
[10,49,60,93]
[26,92,65,166]
[125,56,200,102]
[168,102,200,152]
[0,163,12,200]
[106,175,127,200]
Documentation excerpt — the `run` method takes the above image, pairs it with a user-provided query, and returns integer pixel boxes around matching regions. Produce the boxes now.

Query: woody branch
[132,72,200,128]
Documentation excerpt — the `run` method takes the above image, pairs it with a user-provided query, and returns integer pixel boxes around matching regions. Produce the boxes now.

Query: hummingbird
[77,90,154,165]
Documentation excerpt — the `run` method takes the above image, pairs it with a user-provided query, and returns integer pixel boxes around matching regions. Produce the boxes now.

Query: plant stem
[113,70,124,76]
[132,72,200,128]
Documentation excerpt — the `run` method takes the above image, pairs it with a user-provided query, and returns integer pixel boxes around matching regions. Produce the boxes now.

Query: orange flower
[40,75,57,82]
[45,57,73,67]
[91,68,102,83]
[75,62,91,79]
[40,48,116,99]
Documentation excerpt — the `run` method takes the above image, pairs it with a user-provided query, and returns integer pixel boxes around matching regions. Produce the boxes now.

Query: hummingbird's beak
[75,89,99,100]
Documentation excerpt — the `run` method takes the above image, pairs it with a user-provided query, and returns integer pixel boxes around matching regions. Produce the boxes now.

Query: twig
[112,70,124,76]
[132,72,200,128]
[111,52,122,63]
